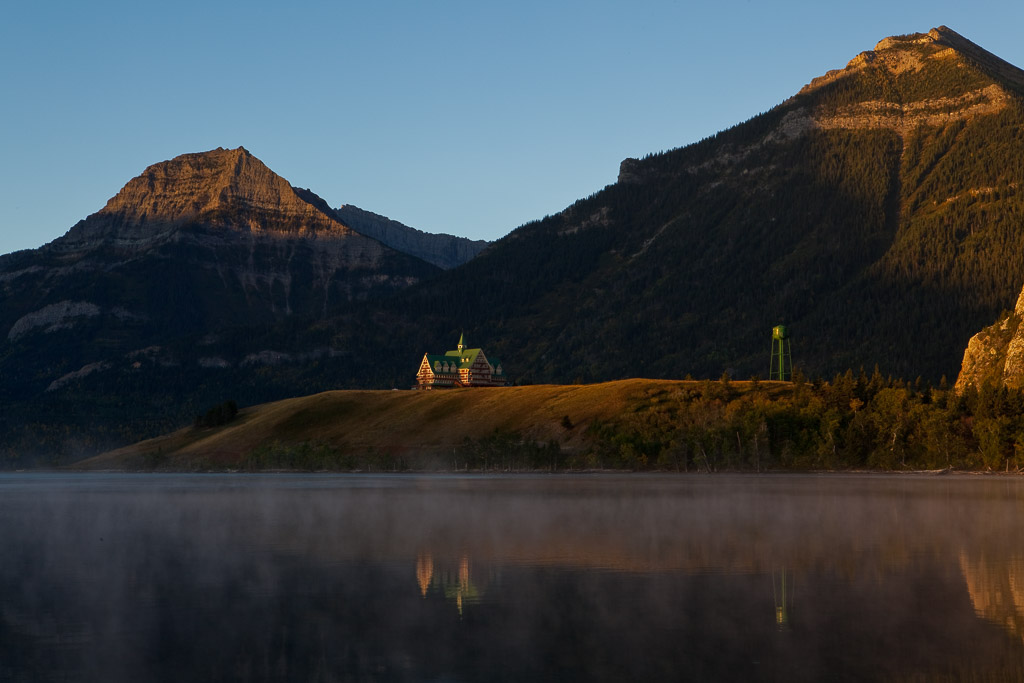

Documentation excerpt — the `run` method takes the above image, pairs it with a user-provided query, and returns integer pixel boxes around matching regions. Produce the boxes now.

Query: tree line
[577,371,1024,472]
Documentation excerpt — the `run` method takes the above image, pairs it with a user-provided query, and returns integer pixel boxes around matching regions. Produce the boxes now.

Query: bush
[194,400,238,429]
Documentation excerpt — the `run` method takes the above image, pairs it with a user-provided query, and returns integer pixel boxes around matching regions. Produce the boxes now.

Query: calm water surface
[2,473,1024,681]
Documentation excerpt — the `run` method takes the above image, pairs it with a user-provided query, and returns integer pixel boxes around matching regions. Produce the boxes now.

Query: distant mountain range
[5,25,1024,465]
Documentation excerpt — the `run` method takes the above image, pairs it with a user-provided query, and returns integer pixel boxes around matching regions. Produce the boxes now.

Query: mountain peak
[772,26,1023,144]
[799,26,1024,98]
[927,25,1024,91]
[61,147,353,247]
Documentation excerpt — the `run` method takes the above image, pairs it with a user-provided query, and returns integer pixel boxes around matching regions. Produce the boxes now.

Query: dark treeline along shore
[77,372,1024,474]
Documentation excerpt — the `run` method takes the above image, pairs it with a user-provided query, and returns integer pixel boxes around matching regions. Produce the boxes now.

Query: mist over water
[3,473,1024,681]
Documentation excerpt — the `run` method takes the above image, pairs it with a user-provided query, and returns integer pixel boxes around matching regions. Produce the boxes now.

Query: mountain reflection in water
[3,473,1024,681]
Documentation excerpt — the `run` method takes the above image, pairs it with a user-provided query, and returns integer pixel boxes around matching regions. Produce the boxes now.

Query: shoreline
[10,465,1020,476]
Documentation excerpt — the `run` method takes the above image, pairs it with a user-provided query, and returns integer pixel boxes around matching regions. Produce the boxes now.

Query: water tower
[769,325,792,381]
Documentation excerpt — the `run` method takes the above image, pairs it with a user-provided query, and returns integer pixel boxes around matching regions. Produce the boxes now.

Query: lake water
[3,473,1024,681]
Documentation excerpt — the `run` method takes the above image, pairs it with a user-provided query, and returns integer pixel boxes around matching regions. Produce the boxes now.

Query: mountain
[334,204,489,269]
[366,26,1024,385]
[63,146,357,244]
[0,147,445,461]
[7,26,1024,466]
[3,147,438,330]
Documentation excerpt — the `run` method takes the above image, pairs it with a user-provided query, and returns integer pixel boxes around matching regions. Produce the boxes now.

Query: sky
[2,1,1023,255]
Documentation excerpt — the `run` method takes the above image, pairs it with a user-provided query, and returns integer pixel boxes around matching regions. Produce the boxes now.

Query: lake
[2,473,1024,681]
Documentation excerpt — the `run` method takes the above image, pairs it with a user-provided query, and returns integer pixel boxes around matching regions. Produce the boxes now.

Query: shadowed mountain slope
[367,26,1024,385]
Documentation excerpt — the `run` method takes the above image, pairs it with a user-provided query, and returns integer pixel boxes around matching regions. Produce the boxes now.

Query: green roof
[421,336,505,378]
[423,348,504,375]
[444,347,481,367]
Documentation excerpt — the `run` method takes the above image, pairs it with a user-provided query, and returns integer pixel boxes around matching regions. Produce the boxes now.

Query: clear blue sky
[2,1,1022,254]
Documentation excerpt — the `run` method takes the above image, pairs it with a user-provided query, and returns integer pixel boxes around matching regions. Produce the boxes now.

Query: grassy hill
[80,365,1024,473]
[81,370,1024,473]
[78,380,794,471]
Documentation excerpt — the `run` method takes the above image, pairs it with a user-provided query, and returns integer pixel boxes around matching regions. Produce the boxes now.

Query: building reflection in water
[416,551,485,615]
[416,552,434,597]
[416,551,803,627]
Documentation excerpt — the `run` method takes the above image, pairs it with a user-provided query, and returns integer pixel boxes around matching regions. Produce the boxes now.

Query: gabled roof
[422,354,462,373]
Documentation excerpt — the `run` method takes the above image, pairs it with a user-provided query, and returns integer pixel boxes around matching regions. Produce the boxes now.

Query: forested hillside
[353,27,1024,385]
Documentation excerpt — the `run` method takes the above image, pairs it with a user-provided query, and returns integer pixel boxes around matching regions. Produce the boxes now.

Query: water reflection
[416,551,433,596]
[961,552,1024,642]
[416,551,487,614]
[772,568,793,628]
[3,473,1024,681]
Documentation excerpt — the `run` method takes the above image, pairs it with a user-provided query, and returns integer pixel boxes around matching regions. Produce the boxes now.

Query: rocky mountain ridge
[0,147,442,331]
[334,204,489,269]
[66,147,350,242]
[48,149,333,258]
[797,28,1017,134]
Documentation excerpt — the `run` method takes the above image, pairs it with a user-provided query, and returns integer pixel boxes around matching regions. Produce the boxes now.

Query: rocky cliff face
[955,285,1024,391]
[334,204,489,269]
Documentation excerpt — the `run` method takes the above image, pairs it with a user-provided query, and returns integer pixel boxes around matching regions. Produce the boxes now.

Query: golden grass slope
[79,379,783,470]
